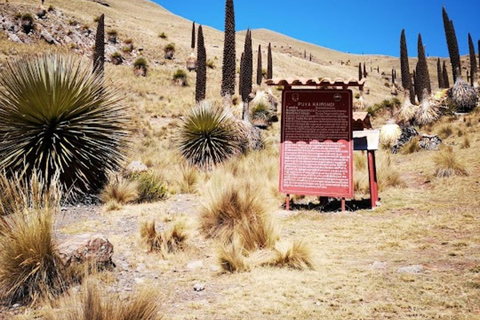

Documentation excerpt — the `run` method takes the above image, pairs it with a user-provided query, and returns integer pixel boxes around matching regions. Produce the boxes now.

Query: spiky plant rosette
[178,102,242,169]
[0,54,128,195]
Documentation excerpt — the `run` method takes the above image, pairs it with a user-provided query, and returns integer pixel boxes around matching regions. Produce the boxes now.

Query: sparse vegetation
[164,43,175,59]
[433,146,469,178]
[133,57,148,76]
[140,219,189,255]
[158,32,167,39]
[44,282,164,320]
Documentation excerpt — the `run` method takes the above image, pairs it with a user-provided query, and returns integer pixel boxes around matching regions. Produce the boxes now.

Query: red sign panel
[280,89,353,198]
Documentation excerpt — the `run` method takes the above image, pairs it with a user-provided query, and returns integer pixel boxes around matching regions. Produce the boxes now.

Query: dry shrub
[400,136,421,155]
[200,180,278,251]
[271,240,315,270]
[44,281,163,320]
[140,219,189,255]
[0,209,71,305]
[100,176,138,204]
[433,147,469,178]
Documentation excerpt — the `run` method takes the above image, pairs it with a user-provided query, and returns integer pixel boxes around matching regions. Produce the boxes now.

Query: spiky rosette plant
[178,102,242,169]
[0,55,128,196]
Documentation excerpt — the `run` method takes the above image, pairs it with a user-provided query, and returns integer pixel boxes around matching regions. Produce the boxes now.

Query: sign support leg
[341,198,346,212]
[367,150,378,208]
[286,194,290,211]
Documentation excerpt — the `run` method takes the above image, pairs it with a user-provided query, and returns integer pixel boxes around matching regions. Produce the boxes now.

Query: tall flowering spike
[256,44,262,85]
[241,29,252,103]
[358,63,362,81]
[417,33,431,101]
[478,40,480,70]
[468,33,477,86]
[442,61,450,88]
[363,62,367,78]
[442,7,461,81]
[437,58,444,88]
[267,42,273,79]
[195,25,206,103]
[400,29,412,91]
[239,52,244,96]
[191,22,196,50]
[221,0,236,97]
[93,14,105,75]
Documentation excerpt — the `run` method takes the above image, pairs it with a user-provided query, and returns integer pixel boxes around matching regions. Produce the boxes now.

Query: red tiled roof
[266,77,366,87]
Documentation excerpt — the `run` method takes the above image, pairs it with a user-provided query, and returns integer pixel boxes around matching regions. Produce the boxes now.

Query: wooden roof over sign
[266,77,366,88]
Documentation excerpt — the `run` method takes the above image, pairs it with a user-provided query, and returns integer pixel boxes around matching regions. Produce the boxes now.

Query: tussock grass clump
[140,219,189,255]
[400,136,421,155]
[0,55,128,195]
[200,180,278,251]
[433,147,469,178]
[272,240,315,270]
[0,172,60,217]
[0,209,70,305]
[177,164,198,194]
[44,281,163,320]
[103,200,123,212]
[436,124,453,139]
[217,237,250,273]
[100,176,138,204]
[178,102,243,169]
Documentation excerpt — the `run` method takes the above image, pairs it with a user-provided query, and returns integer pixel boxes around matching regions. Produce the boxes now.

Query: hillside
[0,1,480,320]
[1,0,465,107]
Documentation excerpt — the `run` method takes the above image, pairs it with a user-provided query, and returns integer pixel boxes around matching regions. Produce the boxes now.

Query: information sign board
[280,89,353,198]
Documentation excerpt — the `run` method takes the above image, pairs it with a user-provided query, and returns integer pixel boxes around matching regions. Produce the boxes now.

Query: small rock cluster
[0,3,141,65]
[391,126,442,153]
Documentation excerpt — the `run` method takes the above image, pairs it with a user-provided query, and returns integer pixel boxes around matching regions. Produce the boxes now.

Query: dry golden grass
[0,209,70,305]
[200,179,278,251]
[44,281,163,320]
[271,240,315,270]
[140,219,190,255]
[0,172,60,217]
[433,147,469,178]
[461,135,471,149]
[100,176,139,204]
[400,136,421,155]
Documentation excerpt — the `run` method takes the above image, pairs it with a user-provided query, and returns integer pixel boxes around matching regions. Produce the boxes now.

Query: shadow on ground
[284,198,377,212]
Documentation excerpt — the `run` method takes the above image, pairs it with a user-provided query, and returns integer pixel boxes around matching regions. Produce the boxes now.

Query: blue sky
[153,0,479,58]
